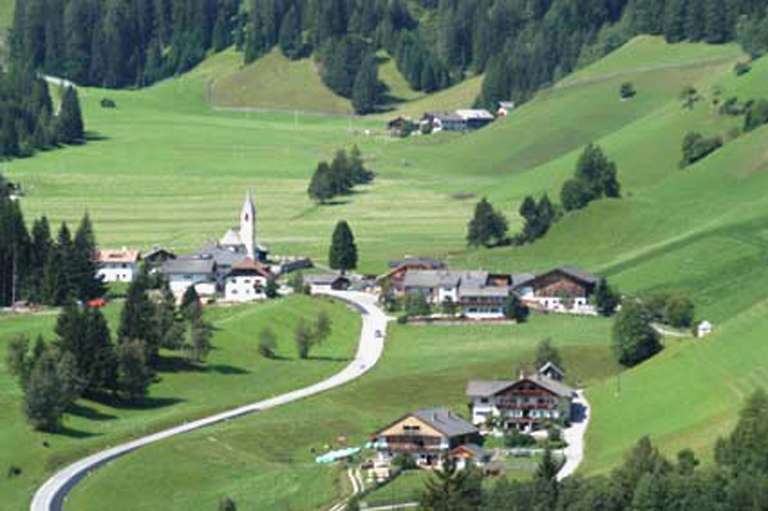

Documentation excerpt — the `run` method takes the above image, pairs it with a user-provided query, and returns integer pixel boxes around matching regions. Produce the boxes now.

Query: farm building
[94,248,141,283]
[514,267,598,315]
[378,256,445,294]
[372,408,479,468]
[421,109,495,132]
[223,258,272,303]
[162,257,216,297]
[402,270,512,319]
[305,273,350,293]
[467,367,574,433]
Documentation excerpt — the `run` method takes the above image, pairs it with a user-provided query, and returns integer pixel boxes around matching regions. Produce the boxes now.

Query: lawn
[0,295,360,511]
[63,314,617,511]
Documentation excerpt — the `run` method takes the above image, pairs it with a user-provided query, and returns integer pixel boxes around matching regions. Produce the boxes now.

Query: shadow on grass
[105,396,185,411]
[307,356,351,363]
[68,403,117,422]
[83,131,110,142]
[56,426,103,439]
[207,364,250,375]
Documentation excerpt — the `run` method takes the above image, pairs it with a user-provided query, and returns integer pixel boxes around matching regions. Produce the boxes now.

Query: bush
[392,453,417,470]
[644,292,696,328]
[100,98,117,108]
[505,429,537,448]
[679,131,723,168]
[396,314,409,324]
[258,328,277,359]
[744,99,768,132]
[619,82,636,99]
[219,496,237,511]
[6,465,22,478]
[734,62,752,76]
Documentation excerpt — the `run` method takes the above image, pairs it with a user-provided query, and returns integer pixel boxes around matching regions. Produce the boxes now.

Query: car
[375,329,383,338]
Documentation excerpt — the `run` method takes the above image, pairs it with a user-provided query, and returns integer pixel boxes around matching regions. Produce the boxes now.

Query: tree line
[0,186,103,308]
[6,269,213,432]
[0,68,85,160]
[9,0,766,114]
[419,388,768,511]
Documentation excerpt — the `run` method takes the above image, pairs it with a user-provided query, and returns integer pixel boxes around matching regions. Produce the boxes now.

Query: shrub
[679,131,723,168]
[744,99,768,132]
[505,429,537,448]
[612,300,662,367]
[734,62,752,76]
[219,496,237,511]
[7,465,22,478]
[392,453,417,470]
[619,82,636,99]
[258,328,278,359]
[100,98,117,108]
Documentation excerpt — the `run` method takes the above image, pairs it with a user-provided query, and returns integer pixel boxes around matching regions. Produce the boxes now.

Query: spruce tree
[352,54,380,114]
[278,5,303,59]
[328,220,358,273]
[117,339,153,401]
[57,86,84,144]
[118,269,158,359]
[467,198,508,247]
[308,162,334,203]
[73,213,106,300]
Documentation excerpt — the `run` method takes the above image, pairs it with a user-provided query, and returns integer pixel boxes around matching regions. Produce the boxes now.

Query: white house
[95,249,141,283]
[223,258,271,302]
[162,257,216,297]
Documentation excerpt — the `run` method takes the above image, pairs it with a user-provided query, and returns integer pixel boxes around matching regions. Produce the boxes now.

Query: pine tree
[328,220,358,272]
[278,5,303,59]
[308,162,334,203]
[117,339,153,401]
[57,86,84,144]
[118,270,158,359]
[72,213,106,300]
[467,198,508,247]
[352,54,381,114]
[594,278,621,316]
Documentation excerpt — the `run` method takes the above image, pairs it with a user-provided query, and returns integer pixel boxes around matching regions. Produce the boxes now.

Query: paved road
[557,390,591,481]
[30,291,389,511]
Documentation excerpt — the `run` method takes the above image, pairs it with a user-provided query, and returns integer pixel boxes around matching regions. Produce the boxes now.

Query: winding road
[30,290,389,511]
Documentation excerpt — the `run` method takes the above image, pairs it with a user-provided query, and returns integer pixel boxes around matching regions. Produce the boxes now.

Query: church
[212,190,268,262]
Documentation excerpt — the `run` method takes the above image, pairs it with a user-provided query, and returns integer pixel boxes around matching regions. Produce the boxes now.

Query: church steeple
[240,190,256,259]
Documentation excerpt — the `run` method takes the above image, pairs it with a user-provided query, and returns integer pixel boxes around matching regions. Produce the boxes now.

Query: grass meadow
[0,296,360,510]
[2,34,768,509]
[63,315,616,511]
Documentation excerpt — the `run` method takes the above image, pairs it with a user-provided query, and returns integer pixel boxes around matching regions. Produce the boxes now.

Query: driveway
[30,290,389,511]
[557,390,590,481]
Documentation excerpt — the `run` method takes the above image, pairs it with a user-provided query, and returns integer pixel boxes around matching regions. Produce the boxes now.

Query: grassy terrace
[0,296,360,510]
[64,315,616,511]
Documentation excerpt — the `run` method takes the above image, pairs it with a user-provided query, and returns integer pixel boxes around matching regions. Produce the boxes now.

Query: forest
[9,0,768,113]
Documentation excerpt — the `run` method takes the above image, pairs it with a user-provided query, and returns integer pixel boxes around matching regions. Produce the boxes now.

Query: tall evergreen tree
[352,54,381,114]
[72,213,106,300]
[328,220,358,272]
[57,86,85,144]
[467,198,508,247]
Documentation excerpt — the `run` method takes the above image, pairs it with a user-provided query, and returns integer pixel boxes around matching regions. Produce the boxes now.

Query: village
[385,101,516,138]
[79,190,617,494]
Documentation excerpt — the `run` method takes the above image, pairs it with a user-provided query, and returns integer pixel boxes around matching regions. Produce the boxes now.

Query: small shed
[697,320,713,338]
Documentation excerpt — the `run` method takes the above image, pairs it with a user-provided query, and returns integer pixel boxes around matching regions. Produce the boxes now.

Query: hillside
[207,49,354,115]
[3,34,768,511]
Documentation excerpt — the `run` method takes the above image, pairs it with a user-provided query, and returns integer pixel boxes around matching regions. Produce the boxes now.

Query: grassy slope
[208,49,354,114]
[0,296,360,511]
[64,316,617,511]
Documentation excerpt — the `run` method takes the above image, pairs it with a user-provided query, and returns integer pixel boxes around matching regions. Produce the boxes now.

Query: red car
[86,298,108,308]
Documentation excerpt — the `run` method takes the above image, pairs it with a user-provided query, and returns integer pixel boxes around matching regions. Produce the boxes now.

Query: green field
[4,33,768,510]
[63,315,616,511]
[0,296,360,510]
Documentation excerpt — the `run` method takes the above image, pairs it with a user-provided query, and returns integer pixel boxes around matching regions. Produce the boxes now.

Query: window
[480,398,489,404]
[403,425,421,432]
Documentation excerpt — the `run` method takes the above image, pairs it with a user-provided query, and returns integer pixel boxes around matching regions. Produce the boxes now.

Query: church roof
[220,228,242,246]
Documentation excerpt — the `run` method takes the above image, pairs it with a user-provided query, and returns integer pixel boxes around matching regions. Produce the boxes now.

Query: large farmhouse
[514,267,599,315]
[372,408,479,467]
[223,258,271,302]
[402,270,512,319]
[467,368,574,432]
[378,256,445,293]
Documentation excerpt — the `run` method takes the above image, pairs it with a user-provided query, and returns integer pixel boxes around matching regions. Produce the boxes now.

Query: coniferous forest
[10,0,768,113]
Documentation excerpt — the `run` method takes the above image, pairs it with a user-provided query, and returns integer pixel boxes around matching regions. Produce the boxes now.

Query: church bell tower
[240,190,256,259]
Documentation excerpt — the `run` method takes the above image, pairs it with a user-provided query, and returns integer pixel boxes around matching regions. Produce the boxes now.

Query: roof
[228,258,271,278]
[498,101,516,109]
[458,285,509,298]
[162,257,215,275]
[514,267,598,288]
[387,257,444,269]
[511,273,536,287]
[143,247,176,260]
[451,443,488,458]
[466,374,574,399]
[539,361,565,377]
[219,228,243,246]
[403,270,490,290]
[196,243,248,267]
[305,273,349,285]
[426,111,464,122]
[456,109,494,121]
[95,249,141,264]
[410,408,478,437]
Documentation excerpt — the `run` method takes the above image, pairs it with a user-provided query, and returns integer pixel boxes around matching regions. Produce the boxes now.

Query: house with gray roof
[403,269,512,319]
[373,407,479,467]
[162,257,217,298]
[467,368,574,433]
